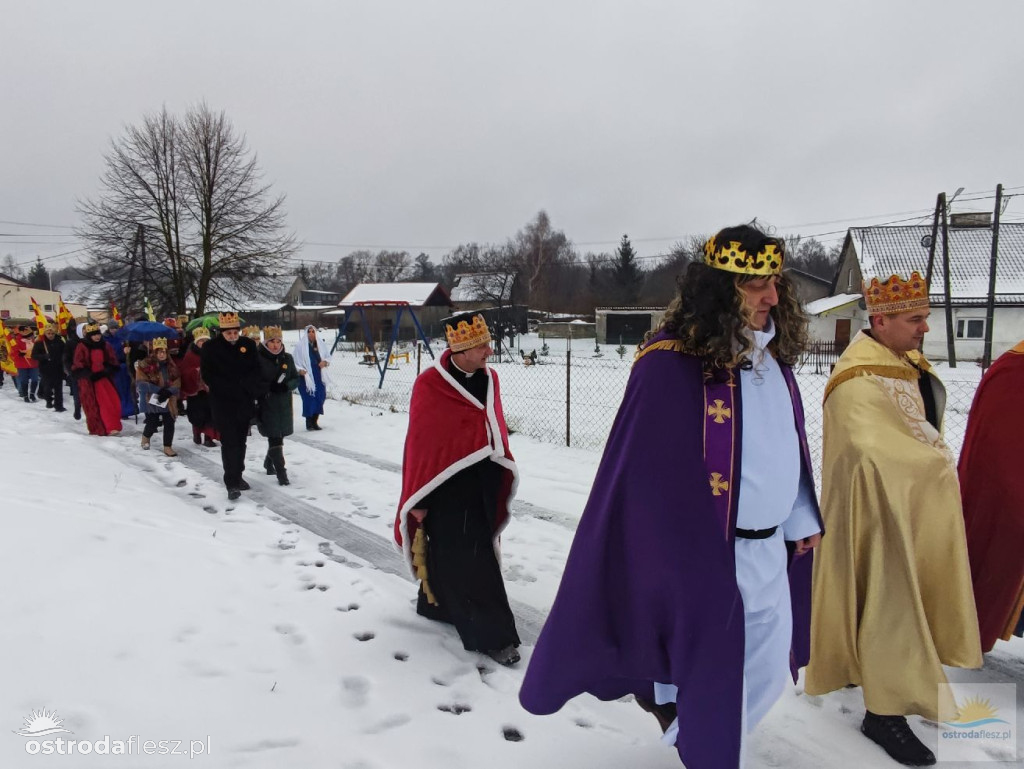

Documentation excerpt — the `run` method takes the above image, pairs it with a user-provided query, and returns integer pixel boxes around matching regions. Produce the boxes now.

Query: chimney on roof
[949,212,992,228]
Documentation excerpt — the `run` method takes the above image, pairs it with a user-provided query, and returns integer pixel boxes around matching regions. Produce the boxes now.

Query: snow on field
[1,359,1019,768]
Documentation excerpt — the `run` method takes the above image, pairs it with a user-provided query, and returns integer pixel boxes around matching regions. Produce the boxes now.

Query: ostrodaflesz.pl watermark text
[16,709,210,759]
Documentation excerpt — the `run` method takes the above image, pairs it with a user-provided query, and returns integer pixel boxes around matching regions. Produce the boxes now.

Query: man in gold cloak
[804,270,981,767]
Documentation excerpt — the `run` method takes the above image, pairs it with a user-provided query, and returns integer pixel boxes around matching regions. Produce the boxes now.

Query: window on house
[955,318,985,339]
[44,304,54,312]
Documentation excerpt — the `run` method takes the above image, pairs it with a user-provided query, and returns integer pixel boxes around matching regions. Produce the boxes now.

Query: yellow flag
[0,319,17,376]
[144,297,156,322]
[29,296,47,337]
[57,299,74,334]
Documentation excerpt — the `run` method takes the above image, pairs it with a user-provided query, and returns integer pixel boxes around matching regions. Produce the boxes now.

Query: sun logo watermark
[13,708,211,759]
[13,709,73,738]
[938,683,1017,762]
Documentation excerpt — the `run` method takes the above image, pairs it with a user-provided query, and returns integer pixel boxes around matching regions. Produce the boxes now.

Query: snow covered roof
[54,279,109,307]
[339,282,450,307]
[450,272,515,303]
[849,224,1024,303]
[804,293,862,316]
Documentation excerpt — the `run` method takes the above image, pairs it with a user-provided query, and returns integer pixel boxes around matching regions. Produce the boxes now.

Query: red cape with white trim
[394,349,518,573]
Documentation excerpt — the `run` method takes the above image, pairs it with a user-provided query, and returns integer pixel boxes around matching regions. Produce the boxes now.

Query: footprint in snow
[203,506,218,515]
[393,652,408,661]
[438,703,472,715]
[354,631,375,642]
[502,726,524,742]
[340,675,370,708]
[336,603,360,613]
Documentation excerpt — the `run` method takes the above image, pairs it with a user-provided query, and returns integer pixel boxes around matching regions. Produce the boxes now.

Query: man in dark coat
[200,312,266,500]
[32,323,67,411]
[394,311,521,666]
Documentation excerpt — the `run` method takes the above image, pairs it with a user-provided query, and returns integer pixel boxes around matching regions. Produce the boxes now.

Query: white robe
[656,320,820,756]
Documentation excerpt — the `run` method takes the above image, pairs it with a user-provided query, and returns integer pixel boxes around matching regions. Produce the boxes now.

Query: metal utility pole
[982,184,1003,369]
[924,193,942,291]
[941,195,957,367]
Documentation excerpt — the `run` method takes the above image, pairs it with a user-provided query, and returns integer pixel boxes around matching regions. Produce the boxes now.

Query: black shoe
[54,407,67,412]
[635,695,678,734]
[46,401,54,408]
[203,436,217,447]
[486,645,520,667]
[239,479,251,491]
[264,456,275,475]
[861,712,936,766]
[23,396,30,403]
[277,469,290,486]
[29,394,37,402]
[227,488,241,501]
[74,409,81,420]
[193,432,202,445]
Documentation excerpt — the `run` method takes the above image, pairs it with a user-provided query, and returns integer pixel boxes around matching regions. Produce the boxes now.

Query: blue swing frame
[341,301,435,388]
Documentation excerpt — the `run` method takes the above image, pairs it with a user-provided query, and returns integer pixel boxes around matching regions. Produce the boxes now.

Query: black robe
[415,360,520,652]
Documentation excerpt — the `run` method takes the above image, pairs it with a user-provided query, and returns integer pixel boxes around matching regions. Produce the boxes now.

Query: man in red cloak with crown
[958,339,1024,652]
[806,270,981,767]
[394,311,521,666]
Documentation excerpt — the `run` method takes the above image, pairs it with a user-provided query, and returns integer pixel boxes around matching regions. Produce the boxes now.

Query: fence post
[416,342,422,375]
[565,334,572,447]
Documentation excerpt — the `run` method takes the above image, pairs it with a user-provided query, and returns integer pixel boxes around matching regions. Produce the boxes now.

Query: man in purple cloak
[519,223,823,769]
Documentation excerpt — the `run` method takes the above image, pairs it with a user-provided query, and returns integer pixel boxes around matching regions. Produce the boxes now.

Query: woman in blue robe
[292,325,331,430]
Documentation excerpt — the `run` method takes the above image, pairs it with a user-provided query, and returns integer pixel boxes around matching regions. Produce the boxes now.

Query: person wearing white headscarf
[292,324,333,430]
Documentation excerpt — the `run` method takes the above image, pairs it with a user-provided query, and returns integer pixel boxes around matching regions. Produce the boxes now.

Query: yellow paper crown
[191,326,211,341]
[863,271,929,315]
[218,312,240,329]
[262,325,283,341]
[44,322,58,333]
[703,234,785,276]
[83,322,101,335]
[242,325,262,340]
[151,337,168,350]
[177,314,189,326]
[444,314,492,353]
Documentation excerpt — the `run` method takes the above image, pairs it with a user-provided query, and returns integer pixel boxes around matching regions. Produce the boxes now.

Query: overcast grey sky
[2,0,1022,273]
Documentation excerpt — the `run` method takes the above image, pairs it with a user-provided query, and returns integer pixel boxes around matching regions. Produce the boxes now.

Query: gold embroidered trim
[823,364,919,404]
[633,338,683,364]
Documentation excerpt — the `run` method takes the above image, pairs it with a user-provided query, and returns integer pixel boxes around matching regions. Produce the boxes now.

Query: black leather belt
[735,526,778,540]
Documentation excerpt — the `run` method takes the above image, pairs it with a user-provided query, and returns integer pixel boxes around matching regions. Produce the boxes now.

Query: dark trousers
[216,416,251,488]
[16,368,39,398]
[40,371,63,409]
[416,501,520,652]
[143,412,175,446]
[68,375,81,418]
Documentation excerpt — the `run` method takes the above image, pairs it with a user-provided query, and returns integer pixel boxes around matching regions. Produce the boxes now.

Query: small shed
[338,283,452,343]
[595,306,667,344]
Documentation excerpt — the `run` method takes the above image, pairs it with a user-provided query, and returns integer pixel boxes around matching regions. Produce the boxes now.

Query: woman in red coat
[71,323,123,436]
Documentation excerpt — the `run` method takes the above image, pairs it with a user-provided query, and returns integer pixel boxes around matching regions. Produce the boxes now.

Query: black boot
[270,446,289,485]
[311,414,322,431]
[264,454,275,475]
[193,428,202,445]
[861,711,936,766]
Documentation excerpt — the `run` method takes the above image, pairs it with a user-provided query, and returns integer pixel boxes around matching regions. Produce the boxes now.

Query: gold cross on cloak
[707,399,732,424]
[709,472,730,497]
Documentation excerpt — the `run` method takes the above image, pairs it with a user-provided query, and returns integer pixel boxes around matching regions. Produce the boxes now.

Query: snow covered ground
[1,376,1020,768]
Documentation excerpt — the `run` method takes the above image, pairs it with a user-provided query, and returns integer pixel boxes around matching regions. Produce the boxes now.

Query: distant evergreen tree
[26,257,50,290]
[613,234,642,305]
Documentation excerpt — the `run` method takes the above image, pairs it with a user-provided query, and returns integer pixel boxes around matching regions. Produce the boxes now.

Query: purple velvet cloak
[518,332,819,769]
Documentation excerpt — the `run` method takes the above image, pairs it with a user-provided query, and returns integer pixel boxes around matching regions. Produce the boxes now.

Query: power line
[0,219,76,230]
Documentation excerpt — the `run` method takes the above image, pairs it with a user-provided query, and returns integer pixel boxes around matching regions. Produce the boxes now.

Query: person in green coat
[256,325,301,485]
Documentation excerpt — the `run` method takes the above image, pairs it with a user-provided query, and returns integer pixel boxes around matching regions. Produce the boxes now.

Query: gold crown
[151,337,168,350]
[177,314,189,326]
[44,322,58,333]
[863,271,929,315]
[217,312,240,329]
[262,325,283,341]
[444,314,492,353]
[703,235,785,276]
[83,322,101,334]
[242,325,262,339]
[191,326,211,341]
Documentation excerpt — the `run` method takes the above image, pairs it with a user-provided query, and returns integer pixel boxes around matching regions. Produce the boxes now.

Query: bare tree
[77,104,296,316]
[179,103,296,313]
[373,250,411,282]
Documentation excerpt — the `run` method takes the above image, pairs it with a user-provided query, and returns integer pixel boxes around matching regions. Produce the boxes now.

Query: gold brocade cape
[804,331,981,720]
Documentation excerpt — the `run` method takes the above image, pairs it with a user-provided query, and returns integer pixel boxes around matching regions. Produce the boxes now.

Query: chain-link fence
[328,337,980,482]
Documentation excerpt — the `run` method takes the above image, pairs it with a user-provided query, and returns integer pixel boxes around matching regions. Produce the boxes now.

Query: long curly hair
[656,228,810,374]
